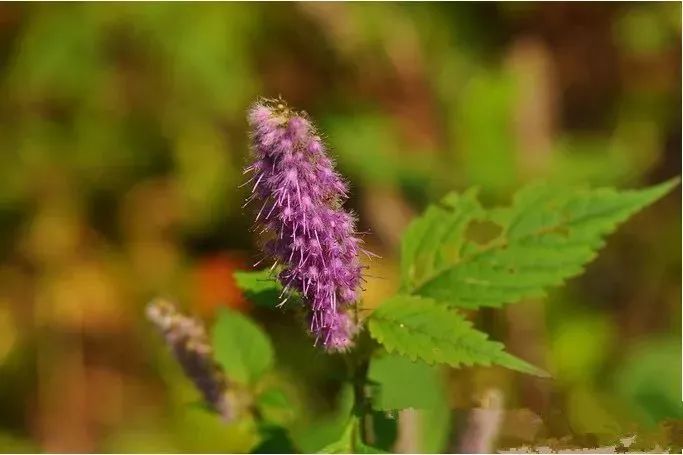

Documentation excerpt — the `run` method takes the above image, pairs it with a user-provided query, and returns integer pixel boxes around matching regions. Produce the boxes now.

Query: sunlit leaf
[368,353,444,411]
[212,308,274,384]
[234,270,282,308]
[405,179,679,309]
[318,418,387,454]
[368,295,548,377]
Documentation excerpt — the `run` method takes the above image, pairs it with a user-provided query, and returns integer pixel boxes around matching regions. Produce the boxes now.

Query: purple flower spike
[244,99,366,352]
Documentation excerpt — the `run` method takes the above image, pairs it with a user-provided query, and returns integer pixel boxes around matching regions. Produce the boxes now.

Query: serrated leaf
[234,270,282,308]
[212,308,274,384]
[401,188,484,291]
[406,179,678,309]
[368,354,444,411]
[368,295,549,377]
[318,418,387,454]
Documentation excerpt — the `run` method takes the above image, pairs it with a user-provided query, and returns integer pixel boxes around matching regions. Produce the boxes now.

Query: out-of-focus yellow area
[0,3,680,452]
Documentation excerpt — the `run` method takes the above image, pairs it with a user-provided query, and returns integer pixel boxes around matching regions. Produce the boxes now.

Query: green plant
[152,101,678,453]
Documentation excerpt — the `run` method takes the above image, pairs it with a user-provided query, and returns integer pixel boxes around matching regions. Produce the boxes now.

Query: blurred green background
[0,2,680,452]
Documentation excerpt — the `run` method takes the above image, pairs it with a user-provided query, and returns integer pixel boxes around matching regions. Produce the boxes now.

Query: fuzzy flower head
[146,299,236,421]
[244,99,367,352]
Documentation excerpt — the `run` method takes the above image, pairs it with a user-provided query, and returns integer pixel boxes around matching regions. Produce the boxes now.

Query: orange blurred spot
[192,252,249,317]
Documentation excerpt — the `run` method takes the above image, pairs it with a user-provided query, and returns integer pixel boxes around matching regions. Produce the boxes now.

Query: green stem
[349,329,376,447]
[352,355,369,410]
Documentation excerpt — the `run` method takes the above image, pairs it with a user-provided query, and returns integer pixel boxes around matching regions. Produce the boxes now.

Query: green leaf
[258,387,290,410]
[368,354,444,411]
[614,337,683,425]
[252,424,298,454]
[212,308,274,384]
[419,397,451,454]
[401,188,484,291]
[318,418,387,454]
[292,384,354,453]
[368,295,548,377]
[406,179,678,309]
[367,355,451,452]
[256,387,294,425]
[234,270,282,308]
[368,411,398,452]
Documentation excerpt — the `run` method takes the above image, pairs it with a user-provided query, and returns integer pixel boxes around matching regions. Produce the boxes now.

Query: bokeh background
[0,2,680,452]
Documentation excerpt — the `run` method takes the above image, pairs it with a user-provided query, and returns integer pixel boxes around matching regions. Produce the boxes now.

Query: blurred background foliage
[0,2,680,452]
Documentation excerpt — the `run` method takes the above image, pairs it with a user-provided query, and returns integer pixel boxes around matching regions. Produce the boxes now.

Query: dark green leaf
[234,270,282,308]
[252,424,298,454]
[369,411,398,452]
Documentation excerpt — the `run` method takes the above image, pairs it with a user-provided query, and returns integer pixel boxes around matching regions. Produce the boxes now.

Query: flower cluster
[146,299,235,421]
[244,100,365,351]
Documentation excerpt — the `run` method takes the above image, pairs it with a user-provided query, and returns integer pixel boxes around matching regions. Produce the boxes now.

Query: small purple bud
[146,299,237,421]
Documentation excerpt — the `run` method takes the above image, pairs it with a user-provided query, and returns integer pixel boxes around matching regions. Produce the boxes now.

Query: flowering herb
[149,97,677,453]
[146,299,236,421]
[243,99,368,352]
